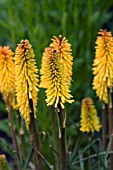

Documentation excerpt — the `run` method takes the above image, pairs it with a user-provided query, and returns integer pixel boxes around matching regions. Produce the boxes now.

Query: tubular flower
[0,154,8,170]
[0,46,15,103]
[80,98,101,133]
[15,40,39,129]
[40,48,74,109]
[92,29,113,103]
[41,35,73,88]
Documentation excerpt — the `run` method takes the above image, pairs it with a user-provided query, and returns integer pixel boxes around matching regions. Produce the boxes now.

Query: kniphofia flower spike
[50,35,73,83]
[15,40,39,129]
[0,46,15,103]
[80,98,101,133]
[92,29,113,103]
[40,47,74,109]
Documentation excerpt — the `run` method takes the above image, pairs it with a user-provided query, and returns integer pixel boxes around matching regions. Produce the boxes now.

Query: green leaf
[23,145,34,170]
[104,136,112,166]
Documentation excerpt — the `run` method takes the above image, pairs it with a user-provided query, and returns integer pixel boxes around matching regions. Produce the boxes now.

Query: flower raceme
[80,98,101,133]
[50,35,73,85]
[40,48,74,109]
[15,40,39,129]
[92,29,113,103]
[0,46,15,103]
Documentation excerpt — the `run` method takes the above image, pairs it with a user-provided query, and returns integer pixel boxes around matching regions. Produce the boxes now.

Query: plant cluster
[0,1,113,170]
[0,29,113,170]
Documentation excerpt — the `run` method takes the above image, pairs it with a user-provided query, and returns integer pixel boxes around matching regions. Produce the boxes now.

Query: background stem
[7,104,22,170]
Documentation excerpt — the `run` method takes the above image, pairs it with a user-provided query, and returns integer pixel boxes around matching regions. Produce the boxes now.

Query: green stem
[19,128,27,160]
[17,110,21,130]
[102,103,107,151]
[51,106,59,170]
[88,135,92,170]
[57,104,67,170]
[108,93,113,170]
[17,110,27,161]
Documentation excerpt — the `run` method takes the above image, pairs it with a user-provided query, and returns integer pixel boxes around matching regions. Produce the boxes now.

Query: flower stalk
[108,92,113,170]
[16,110,27,161]
[15,39,42,169]
[51,106,59,170]
[40,35,73,170]
[57,103,67,170]
[29,98,42,170]
[92,29,113,161]
[19,128,27,160]
[0,46,21,169]
[7,103,22,170]
[102,103,107,151]
[80,98,101,170]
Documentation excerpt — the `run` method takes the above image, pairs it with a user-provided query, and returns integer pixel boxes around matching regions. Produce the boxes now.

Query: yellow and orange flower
[0,46,15,103]
[80,98,101,133]
[92,29,113,103]
[15,40,39,129]
[40,48,73,108]
[50,35,73,83]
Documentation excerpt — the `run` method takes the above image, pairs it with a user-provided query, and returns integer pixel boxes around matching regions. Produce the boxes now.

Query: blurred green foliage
[0,0,113,169]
